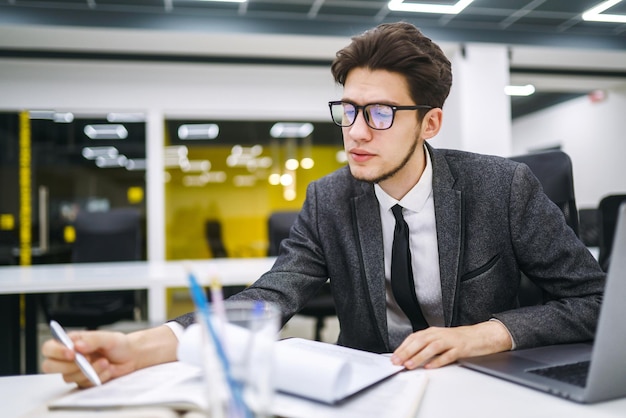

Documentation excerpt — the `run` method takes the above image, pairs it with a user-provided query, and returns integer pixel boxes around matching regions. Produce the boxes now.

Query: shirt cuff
[489,318,516,350]
[164,321,185,341]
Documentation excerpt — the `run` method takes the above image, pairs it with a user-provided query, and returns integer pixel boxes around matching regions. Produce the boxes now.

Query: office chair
[509,150,580,307]
[205,220,228,258]
[268,211,336,341]
[42,207,144,329]
[597,195,626,271]
[578,208,601,248]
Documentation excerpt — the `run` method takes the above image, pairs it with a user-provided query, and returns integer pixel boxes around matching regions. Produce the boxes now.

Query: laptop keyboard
[527,360,590,387]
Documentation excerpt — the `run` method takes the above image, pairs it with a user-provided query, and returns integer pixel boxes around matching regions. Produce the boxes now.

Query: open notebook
[49,338,428,418]
[460,202,626,404]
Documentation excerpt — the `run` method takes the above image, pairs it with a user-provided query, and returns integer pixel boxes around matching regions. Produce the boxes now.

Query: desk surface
[0,258,276,325]
[4,364,626,418]
[0,258,277,294]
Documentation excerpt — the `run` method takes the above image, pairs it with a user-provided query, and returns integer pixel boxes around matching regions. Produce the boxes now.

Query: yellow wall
[165,144,344,260]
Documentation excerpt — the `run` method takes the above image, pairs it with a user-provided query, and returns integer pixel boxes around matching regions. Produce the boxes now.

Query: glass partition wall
[1,111,345,264]
[0,111,147,266]
[164,119,345,260]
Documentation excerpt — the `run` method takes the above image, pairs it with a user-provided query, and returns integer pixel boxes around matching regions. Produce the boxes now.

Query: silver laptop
[459,202,626,404]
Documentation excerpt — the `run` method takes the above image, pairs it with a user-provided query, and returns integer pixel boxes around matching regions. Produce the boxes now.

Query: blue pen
[187,271,251,418]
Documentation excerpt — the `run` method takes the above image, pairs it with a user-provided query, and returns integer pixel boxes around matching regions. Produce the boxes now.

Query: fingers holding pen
[41,330,109,387]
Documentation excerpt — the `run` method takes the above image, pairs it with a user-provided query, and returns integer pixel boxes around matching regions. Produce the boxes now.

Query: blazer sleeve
[492,163,605,349]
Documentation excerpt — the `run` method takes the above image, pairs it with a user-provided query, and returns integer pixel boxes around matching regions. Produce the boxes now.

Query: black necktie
[390,204,428,332]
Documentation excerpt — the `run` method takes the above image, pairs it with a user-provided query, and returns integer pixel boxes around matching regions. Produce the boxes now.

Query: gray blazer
[174,145,605,353]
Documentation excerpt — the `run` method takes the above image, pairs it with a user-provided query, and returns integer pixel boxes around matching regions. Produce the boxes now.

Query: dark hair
[330,22,452,109]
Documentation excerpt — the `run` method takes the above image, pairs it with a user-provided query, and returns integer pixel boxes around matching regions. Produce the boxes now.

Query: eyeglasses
[328,101,433,130]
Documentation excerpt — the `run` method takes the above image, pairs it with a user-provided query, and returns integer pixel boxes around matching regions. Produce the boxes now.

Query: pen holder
[203,300,281,418]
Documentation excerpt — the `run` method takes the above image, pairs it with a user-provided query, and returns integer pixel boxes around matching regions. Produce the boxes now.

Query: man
[42,22,605,387]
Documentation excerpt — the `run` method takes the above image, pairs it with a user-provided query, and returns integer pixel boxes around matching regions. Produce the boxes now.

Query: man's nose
[347,111,373,140]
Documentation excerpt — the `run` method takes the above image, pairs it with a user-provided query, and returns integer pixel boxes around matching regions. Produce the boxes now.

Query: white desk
[4,364,626,418]
[0,258,276,374]
[0,258,276,323]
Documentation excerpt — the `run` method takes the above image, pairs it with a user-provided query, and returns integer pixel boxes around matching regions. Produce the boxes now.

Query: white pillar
[146,109,165,261]
[435,43,512,157]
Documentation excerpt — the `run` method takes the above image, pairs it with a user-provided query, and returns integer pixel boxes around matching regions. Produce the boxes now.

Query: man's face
[341,68,426,193]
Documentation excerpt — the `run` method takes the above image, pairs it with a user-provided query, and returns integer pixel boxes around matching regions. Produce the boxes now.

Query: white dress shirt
[374,146,444,348]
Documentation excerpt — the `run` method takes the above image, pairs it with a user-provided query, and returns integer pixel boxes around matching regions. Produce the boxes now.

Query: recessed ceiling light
[29,110,55,119]
[504,84,536,97]
[582,0,626,23]
[84,124,128,139]
[270,123,314,139]
[95,155,127,168]
[178,124,219,140]
[53,113,74,123]
[29,110,74,123]
[107,113,145,123]
[387,0,474,14]
[125,159,147,171]
[81,146,119,160]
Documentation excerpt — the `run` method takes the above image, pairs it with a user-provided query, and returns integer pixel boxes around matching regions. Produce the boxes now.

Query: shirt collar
[374,144,433,213]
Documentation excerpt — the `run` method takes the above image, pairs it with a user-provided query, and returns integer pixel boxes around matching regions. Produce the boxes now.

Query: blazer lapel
[429,146,464,327]
[352,183,389,349]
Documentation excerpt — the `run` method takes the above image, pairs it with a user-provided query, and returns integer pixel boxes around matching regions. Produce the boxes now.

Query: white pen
[49,320,102,386]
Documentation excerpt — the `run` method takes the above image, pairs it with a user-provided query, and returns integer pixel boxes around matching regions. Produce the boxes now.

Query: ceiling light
[107,112,145,122]
[125,159,147,171]
[387,0,474,14]
[95,155,127,168]
[29,110,74,123]
[504,84,536,97]
[84,124,128,139]
[53,113,74,123]
[81,146,119,160]
[29,110,55,119]
[285,158,299,171]
[582,0,626,23]
[280,173,293,186]
[178,124,219,140]
[268,173,281,185]
[300,157,315,169]
[270,122,314,139]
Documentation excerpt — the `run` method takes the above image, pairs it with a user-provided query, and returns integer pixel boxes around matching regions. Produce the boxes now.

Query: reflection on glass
[164,120,343,260]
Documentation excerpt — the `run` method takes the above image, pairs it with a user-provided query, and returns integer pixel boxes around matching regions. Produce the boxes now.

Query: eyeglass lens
[331,103,395,130]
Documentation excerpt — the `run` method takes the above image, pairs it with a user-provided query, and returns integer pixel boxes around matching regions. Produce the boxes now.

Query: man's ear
[421,108,443,140]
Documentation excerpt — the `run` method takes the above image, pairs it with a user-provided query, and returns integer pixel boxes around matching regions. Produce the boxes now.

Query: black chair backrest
[72,207,142,263]
[267,211,299,256]
[598,194,626,271]
[509,150,579,237]
[578,208,600,248]
[205,220,228,258]
[509,150,579,306]
[44,207,143,329]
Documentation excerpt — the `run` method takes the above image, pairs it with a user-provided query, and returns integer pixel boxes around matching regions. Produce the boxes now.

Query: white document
[272,369,428,418]
[274,337,405,403]
[49,362,208,411]
[177,323,405,404]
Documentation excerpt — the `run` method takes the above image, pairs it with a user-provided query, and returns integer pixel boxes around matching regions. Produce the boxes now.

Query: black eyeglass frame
[328,100,434,130]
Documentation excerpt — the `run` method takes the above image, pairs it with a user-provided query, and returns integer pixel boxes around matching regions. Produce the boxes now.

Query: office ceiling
[1,0,626,118]
[2,0,626,43]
